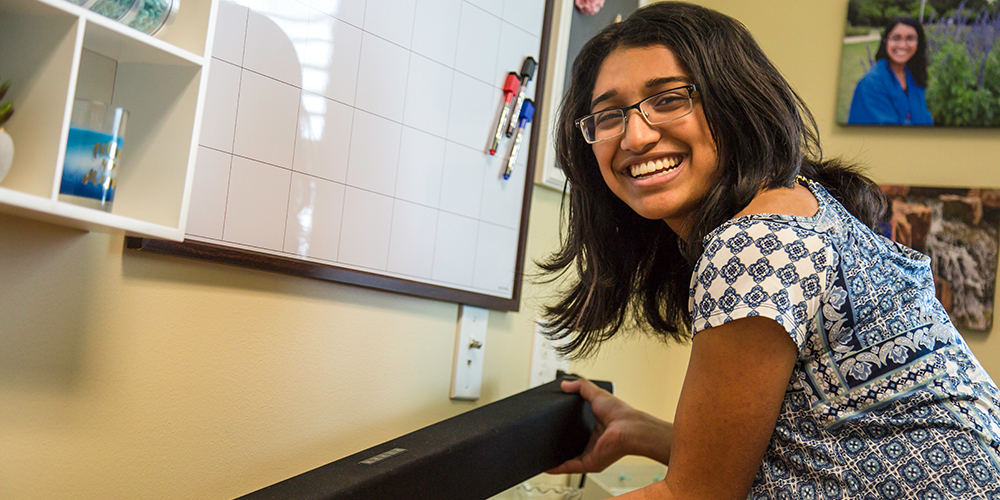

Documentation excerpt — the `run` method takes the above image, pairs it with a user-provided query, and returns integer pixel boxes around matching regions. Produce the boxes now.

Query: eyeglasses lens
[580,87,693,143]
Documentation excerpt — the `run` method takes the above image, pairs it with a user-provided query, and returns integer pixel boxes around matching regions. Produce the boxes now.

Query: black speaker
[237,375,612,500]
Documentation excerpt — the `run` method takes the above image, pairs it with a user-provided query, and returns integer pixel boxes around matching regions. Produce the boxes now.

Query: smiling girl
[540,3,998,499]
[848,17,933,125]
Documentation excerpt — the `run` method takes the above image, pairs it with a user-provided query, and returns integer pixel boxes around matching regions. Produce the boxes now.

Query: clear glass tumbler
[65,0,98,8]
[59,99,129,212]
[513,482,582,500]
[127,0,179,36]
[88,0,143,23]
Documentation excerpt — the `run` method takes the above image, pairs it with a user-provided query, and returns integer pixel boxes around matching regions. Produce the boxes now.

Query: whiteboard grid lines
[186,0,538,297]
[217,10,251,244]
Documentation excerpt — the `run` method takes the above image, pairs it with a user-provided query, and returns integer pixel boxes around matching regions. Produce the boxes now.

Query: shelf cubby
[0,0,217,240]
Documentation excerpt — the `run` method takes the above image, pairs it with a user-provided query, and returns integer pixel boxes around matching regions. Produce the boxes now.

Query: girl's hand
[548,377,674,474]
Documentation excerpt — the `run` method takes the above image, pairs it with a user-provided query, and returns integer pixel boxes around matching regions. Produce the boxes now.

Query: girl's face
[589,45,719,238]
[886,24,919,67]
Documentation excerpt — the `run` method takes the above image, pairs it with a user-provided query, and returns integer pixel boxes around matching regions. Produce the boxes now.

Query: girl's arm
[549,379,674,474]
[603,315,798,499]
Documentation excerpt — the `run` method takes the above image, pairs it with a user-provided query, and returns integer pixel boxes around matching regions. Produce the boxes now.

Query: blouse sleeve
[689,218,833,350]
[847,70,898,125]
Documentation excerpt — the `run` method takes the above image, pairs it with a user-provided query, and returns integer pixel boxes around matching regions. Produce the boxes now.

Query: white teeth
[630,157,681,178]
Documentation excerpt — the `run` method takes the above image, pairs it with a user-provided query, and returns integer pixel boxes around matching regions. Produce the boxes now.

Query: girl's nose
[619,109,660,153]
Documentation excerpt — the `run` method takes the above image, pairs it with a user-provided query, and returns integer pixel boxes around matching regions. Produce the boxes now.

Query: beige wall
[2,1,997,499]
[0,183,685,499]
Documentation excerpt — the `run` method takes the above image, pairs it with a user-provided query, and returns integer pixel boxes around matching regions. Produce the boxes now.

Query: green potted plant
[0,78,14,183]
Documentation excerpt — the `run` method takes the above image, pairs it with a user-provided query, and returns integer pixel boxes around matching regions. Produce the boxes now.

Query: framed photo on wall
[881,184,1000,331]
[836,0,1000,127]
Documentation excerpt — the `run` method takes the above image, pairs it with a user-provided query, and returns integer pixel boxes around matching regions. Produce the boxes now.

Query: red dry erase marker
[490,72,521,155]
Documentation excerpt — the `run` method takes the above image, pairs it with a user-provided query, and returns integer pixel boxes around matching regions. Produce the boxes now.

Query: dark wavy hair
[537,2,888,358]
[874,17,929,88]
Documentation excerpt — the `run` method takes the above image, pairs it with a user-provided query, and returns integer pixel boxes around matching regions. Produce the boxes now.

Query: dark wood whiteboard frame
[125,0,558,312]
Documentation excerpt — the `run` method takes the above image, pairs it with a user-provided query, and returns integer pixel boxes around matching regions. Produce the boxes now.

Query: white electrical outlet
[529,320,570,388]
[450,305,489,400]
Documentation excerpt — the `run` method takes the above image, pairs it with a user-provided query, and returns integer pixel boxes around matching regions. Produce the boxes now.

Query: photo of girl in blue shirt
[848,17,934,125]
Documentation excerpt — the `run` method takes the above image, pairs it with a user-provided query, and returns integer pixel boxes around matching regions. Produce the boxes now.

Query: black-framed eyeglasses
[574,84,697,144]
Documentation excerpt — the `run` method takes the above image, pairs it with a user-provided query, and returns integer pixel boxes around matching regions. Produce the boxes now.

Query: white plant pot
[0,127,12,183]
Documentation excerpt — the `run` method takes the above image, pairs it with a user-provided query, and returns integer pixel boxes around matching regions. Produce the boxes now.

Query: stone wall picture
[881,185,1000,331]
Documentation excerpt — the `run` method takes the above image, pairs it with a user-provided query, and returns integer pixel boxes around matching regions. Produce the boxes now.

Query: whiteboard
[130,0,551,311]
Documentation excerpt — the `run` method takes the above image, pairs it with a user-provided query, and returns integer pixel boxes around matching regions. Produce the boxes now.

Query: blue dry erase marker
[506,57,537,137]
[503,99,534,180]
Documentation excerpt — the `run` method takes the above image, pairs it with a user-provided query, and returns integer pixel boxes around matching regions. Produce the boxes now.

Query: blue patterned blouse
[689,179,1000,499]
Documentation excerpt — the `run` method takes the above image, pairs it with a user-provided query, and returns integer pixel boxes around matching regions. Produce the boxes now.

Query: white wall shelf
[0,0,218,240]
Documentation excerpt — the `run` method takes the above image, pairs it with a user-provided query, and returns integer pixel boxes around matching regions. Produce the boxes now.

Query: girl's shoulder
[702,182,831,252]
[700,215,826,268]
[698,180,840,275]
[734,182,819,220]
[855,59,890,89]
